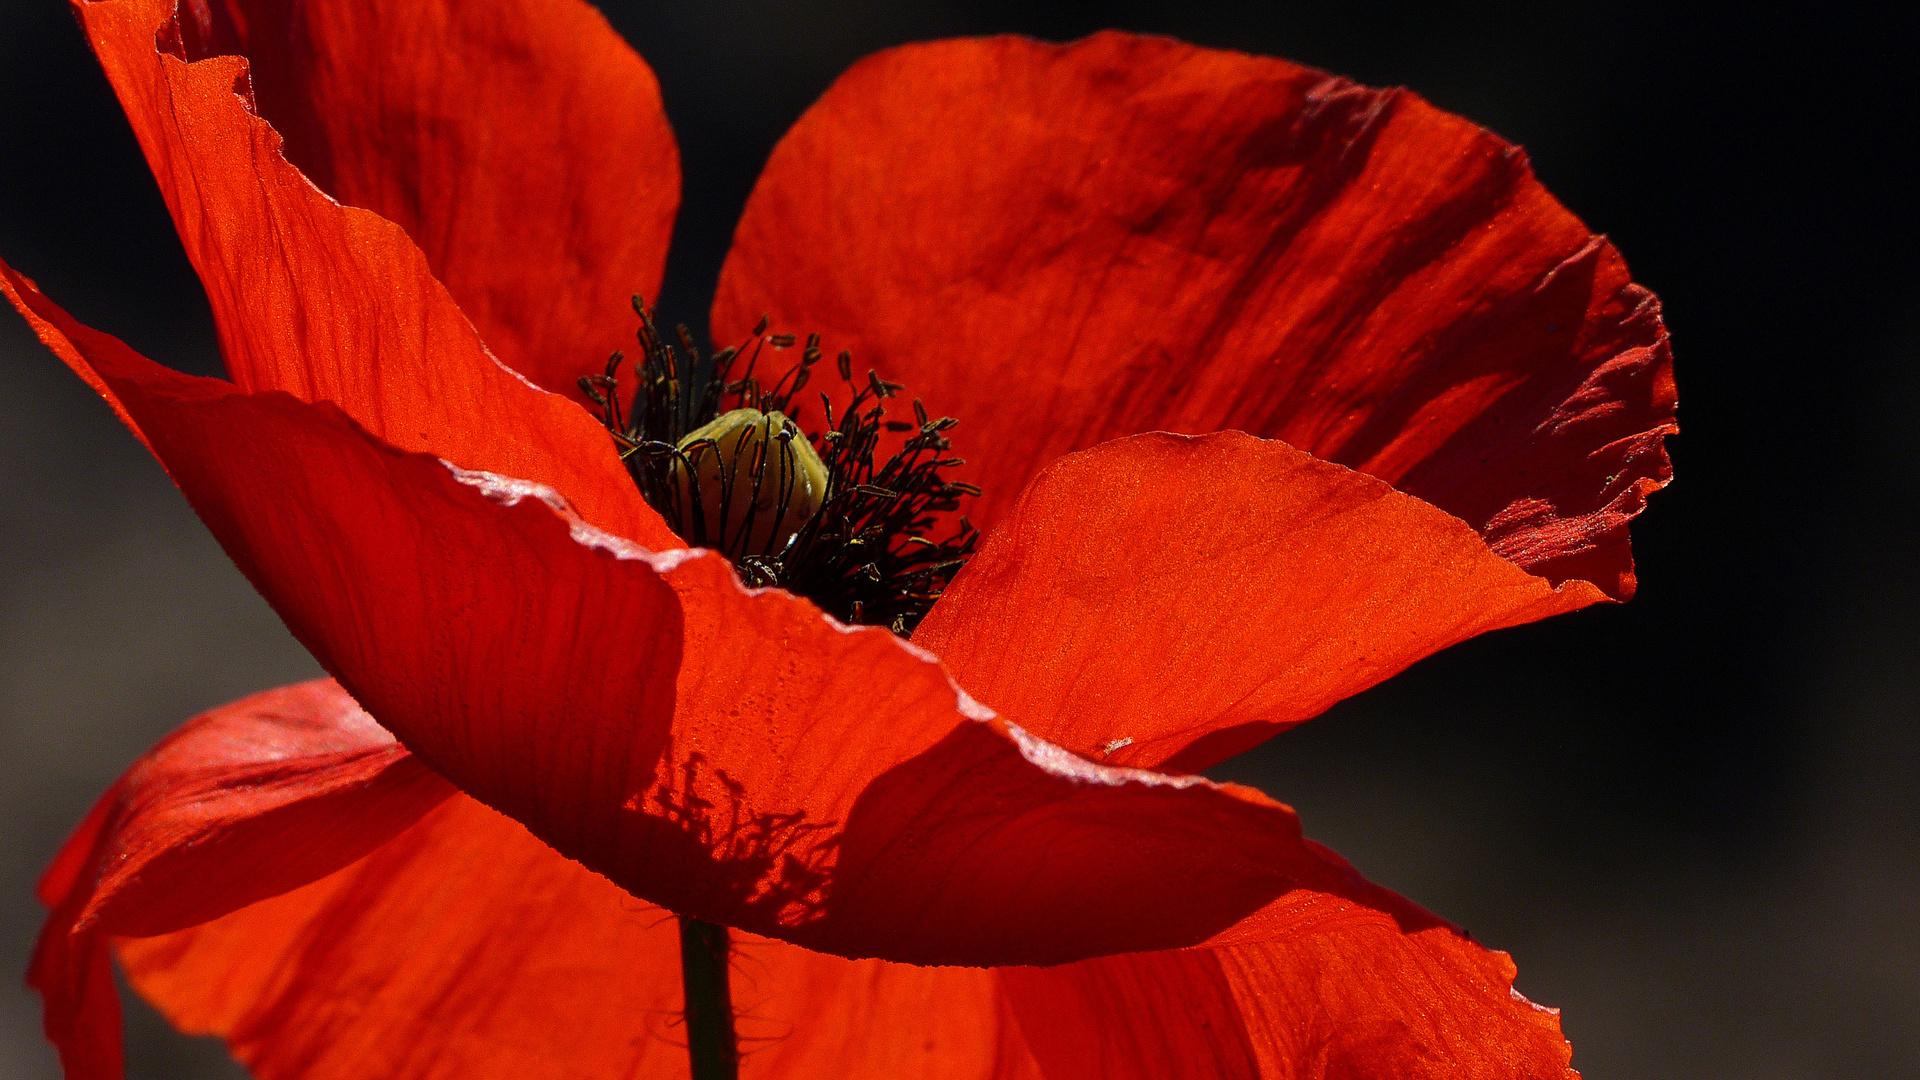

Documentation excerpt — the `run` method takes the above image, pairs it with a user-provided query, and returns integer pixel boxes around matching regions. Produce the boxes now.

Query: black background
[2,2,1914,1077]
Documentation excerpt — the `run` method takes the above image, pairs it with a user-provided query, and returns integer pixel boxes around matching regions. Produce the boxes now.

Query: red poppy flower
[5,0,1676,1077]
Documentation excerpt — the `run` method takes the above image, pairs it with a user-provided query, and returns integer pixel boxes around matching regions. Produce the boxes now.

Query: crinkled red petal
[7,265,1471,970]
[110,752,1569,1079]
[1004,866,1577,1079]
[28,680,450,1080]
[69,0,675,547]
[916,432,1599,771]
[119,794,1042,1080]
[151,0,680,398]
[714,31,1675,598]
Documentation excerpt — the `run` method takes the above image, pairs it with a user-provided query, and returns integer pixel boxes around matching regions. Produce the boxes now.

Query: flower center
[581,297,979,636]
[671,407,829,559]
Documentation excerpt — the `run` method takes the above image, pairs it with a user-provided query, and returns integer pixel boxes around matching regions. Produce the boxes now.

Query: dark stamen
[582,297,978,636]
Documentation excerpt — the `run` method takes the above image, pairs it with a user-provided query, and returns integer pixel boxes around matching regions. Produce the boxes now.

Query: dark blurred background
[2,1,1913,1077]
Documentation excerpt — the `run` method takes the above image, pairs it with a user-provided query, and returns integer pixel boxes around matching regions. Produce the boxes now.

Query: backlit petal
[7,267,1446,968]
[122,786,1566,1079]
[158,0,680,397]
[67,0,672,545]
[916,432,1597,771]
[1004,870,1576,1079]
[29,680,451,1080]
[714,32,1675,598]
[121,795,1042,1080]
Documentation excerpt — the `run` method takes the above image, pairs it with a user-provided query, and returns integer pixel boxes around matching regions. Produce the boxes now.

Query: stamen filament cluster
[581,297,978,636]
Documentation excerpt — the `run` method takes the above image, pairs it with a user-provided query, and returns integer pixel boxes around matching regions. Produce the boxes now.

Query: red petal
[30,680,451,1080]
[732,935,1041,1079]
[9,268,1454,968]
[67,0,673,546]
[916,432,1597,771]
[122,787,1566,1078]
[1004,877,1576,1079]
[156,0,679,397]
[714,32,1675,598]
[120,794,1042,1080]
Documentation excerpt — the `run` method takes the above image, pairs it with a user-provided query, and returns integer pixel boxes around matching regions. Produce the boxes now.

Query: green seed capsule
[672,409,828,558]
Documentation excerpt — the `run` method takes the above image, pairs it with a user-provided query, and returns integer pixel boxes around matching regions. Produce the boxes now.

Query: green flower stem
[677,915,739,1080]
